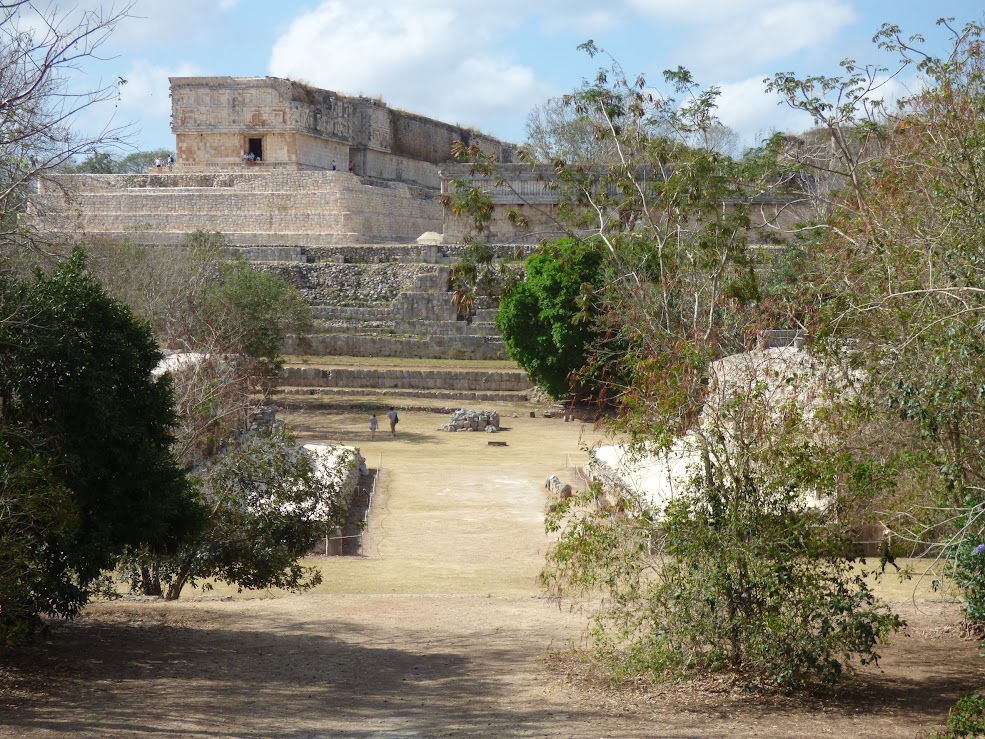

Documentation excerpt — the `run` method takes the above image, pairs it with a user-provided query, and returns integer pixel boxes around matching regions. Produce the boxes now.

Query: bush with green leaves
[544,371,903,689]
[123,427,354,600]
[932,694,985,739]
[495,236,602,399]
[0,250,202,640]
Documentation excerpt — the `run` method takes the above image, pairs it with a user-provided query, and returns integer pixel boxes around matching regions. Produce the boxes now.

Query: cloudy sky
[55,0,985,154]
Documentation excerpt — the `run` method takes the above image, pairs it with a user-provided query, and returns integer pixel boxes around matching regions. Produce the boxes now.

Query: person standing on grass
[387,407,398,436]
[369,413,378,441]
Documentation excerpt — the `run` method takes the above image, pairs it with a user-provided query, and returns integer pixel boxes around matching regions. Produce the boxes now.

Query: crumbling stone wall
[171,76,512,179]
[260,262,442,307]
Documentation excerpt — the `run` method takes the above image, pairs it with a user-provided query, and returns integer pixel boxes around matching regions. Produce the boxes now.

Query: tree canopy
[123,427,354,601]
[495,237,602,399]
[489,43,905,689]
[0,251,202,639]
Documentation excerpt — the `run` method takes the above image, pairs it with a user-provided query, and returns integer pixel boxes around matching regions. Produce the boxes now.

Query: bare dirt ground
[2,403,984,738]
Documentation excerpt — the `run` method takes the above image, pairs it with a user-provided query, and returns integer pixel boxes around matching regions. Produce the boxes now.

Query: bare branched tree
[0,1,132,251]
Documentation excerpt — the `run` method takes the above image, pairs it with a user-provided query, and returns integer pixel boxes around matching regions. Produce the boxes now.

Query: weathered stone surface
[439,408,502,432]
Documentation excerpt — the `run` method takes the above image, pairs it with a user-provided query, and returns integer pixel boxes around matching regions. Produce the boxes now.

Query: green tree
[495,237,602,399]
[0,250,202,639]
[199,257,313,390]
[62,149,177,174]
[529,44,901,688]
[772,19,985,622]
[116,149,176,173]
[63,151,117,173]
[123,427,354,600]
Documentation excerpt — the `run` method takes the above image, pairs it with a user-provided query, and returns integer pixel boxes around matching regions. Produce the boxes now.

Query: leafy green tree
[0,250,202,639]
[63,151,117,173]
[62,149,177,174]
[528,44,901,688]
[123,427,354,600]
[199,257,313,390]
[495,237,602,399]
[116,149,176,173]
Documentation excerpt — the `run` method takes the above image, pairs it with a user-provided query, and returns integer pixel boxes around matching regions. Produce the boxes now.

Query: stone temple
[32,76,515,247]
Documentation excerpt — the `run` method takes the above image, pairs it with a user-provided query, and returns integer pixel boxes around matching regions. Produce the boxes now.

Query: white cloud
[702,2,856,66]
[118,59,205,116]
[539,9,622,35]
[268,1,551,137]
[628,0,775,21]
[630,1,856,67]
[102,0,238,46]
[713,69,928,149]
[714,76,813,145]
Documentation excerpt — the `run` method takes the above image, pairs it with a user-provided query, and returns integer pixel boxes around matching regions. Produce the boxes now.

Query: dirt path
[2,406,984,737]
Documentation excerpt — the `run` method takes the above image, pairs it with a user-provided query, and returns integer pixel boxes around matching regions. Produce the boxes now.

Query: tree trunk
[139,565,162,597]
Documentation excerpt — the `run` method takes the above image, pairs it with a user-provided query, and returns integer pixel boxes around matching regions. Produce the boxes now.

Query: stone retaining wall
[32,171,442,246]
[281,367,530,391]
[261,262,442,306]
[287,334,509,360]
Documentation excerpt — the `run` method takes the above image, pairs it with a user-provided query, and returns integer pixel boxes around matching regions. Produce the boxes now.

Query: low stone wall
[281,367,530,391]
[286,334,509,360]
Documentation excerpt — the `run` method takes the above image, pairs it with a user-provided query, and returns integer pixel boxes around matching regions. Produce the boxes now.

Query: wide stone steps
[280,366,530,391]
[278,386,529,402]
[311,320,501,338]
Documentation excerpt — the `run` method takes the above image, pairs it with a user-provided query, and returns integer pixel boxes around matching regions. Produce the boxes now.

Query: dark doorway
[248,138,263,161]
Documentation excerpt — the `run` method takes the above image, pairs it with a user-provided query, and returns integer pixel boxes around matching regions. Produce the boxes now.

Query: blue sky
[59,1,985,155]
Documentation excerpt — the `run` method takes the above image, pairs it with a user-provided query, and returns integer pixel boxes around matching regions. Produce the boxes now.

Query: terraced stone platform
[278,357,535,406]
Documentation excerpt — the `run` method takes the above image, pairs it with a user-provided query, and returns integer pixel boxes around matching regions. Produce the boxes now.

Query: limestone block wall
[363,150,440,188]
[286,333,508,360]
[295,132,350,171]
[443,201,562,245]
[281,367,530,391]
[171,76,511,174]
[32,171,442,246]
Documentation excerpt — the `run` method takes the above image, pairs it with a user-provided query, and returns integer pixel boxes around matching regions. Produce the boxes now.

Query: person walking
[369,413,378,441]
[387,407,398,436]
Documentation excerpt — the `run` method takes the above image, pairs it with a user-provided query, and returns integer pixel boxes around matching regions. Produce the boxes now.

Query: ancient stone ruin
[439,409,501,433]
[31,76,513,248]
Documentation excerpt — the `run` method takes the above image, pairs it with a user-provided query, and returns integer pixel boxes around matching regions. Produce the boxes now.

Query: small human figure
[331,159,337,171]
[387,407,398,436]
[348,160,354,173]
[880,527,901,573]
[154,158,162,170]
[369,413,378,441]
[242,151,248,166]
[167,154,174,171]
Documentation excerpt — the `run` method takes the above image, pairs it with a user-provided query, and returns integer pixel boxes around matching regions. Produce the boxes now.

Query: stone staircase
[266,255,512,361]
[251,243,533,405]
[278,364,533,404]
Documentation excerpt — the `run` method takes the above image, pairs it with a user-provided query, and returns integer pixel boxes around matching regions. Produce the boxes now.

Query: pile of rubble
[439,408,500,433]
